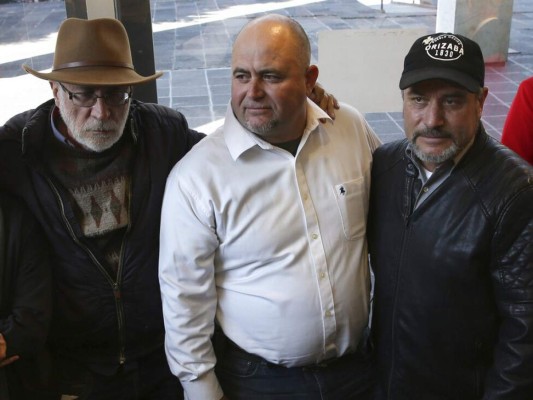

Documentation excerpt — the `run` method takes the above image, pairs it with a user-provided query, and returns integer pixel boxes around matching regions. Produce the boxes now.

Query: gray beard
[245,118,278,136]
[411,141,460,165]
[58,95,128,152]
[410,127,461,165]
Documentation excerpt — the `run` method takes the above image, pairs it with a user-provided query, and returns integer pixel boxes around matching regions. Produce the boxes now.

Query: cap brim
[22,64,163,86]
[399,67,481,93]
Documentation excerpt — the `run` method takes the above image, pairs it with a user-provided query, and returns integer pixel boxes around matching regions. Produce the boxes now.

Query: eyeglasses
[59,82,132,107]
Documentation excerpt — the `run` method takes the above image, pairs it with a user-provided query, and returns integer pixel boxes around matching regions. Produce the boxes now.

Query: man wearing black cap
[368,33,533,399]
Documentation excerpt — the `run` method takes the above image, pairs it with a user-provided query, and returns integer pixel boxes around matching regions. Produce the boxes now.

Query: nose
[247,78,264,99]
[91,97,111,120]
[423,99,444,129]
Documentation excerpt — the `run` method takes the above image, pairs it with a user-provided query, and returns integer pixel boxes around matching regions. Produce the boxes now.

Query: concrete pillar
[436,0,514,64]
[318,28,427,113]
[65,0,158,103]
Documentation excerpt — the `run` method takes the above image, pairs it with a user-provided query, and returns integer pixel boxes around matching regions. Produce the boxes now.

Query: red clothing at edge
[501,76,533,164]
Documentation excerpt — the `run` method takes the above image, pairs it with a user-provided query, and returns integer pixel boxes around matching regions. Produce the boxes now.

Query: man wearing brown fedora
[0,17,204,399]
[0,16,337,400]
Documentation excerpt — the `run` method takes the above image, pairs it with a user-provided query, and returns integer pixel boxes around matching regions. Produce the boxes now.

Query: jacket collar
[452,123,489,171]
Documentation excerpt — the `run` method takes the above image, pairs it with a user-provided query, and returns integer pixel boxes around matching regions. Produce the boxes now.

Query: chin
[419,148,458,165]
[83,137,120,152]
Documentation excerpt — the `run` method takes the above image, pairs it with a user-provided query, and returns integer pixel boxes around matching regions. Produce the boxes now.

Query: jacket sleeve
[0,199,52,359]
[484,185,533,399]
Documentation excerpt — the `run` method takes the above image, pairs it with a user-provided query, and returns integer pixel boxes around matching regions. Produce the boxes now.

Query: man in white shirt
[159,14,381,400]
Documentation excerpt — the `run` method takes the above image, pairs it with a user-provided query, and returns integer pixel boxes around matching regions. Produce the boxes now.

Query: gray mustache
[414,128,452,139]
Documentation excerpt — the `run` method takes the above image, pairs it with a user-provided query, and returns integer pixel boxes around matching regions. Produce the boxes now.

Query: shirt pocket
[333,177,368,240]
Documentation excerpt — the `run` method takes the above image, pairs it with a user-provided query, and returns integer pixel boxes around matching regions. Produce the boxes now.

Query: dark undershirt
[274,136,302,156]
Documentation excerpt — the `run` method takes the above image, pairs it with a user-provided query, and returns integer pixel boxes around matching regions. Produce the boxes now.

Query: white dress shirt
[159,100,381,400]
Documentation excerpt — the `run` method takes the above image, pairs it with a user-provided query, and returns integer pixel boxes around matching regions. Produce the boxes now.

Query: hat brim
[399,67,481,93]
[22,64,163,86]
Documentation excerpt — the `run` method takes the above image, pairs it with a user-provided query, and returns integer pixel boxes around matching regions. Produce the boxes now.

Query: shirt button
[303,194,308,201]
[319,271,326,279]
[325,310,332,317]
[423,186,429,193]
[312,233,318,240]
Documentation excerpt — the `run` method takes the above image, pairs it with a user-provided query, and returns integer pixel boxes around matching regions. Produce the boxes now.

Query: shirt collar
[222,99,332,161]
[50,106,74,147]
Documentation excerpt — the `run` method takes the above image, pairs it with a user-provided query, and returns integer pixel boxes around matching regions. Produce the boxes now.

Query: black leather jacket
[0,99,204,371]
[368,127,533,400]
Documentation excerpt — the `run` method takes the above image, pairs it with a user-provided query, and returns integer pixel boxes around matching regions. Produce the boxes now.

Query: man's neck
[274,135,302,156]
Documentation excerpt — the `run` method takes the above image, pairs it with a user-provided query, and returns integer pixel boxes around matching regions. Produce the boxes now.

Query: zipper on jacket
[386,229,413,398]
[113,182,133,366]
[45,176,128,366]
[386,164,416,398]
[113,282,126,365]
[403,161,418,224]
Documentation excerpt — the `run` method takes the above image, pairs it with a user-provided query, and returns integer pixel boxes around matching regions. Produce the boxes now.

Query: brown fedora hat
[23,17,163,86]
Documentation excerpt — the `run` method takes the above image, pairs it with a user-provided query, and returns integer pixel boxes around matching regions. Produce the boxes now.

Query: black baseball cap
[399,33,485,93]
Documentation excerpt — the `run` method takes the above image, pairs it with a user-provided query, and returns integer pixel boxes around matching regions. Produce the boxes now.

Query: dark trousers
[55,347,182,400]
[214,336,375,400]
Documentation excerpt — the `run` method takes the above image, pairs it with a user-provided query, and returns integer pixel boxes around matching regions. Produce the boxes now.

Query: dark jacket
[0,193,52,399]
[0,99,204,371]
[368,127,533,400]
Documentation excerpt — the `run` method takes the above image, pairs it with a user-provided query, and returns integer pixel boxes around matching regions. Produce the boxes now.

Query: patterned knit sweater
[44,133,134,278]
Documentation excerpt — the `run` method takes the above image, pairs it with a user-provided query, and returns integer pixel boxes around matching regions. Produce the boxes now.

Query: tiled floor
[1,0,532,142]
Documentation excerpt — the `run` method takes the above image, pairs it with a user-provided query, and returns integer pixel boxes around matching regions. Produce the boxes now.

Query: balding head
[233,14,312,72]
[230,14,319,143]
